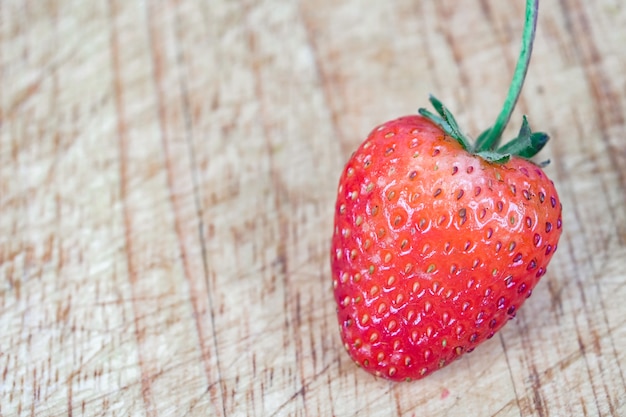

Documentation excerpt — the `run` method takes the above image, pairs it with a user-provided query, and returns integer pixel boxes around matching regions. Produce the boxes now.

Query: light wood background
[1,0,625,416]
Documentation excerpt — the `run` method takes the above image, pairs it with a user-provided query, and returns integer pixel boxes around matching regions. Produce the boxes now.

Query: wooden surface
[1,1,625,416]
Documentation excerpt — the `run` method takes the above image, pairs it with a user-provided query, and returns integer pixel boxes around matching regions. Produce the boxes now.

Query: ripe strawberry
[331,0,561,380]
[329,0,562,381]
[330,109,562,381]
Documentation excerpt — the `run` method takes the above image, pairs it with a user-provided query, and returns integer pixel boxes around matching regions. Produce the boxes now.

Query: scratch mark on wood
[499,333,524,417]
[67,373,73,417]
[298,3,351,160]
[529,365,548,417]
[107,0,155,415]
[144,2,227,415]
[548,8,626,401]
[433,2,472,107]
[559,0,626,211]
[245,6,314,414]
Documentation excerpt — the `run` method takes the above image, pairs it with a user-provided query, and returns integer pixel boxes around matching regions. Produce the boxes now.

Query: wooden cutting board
[1,0,625,415]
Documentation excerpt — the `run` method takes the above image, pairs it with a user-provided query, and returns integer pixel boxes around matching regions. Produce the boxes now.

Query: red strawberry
[330,1,562,381]
[331,112,561,381]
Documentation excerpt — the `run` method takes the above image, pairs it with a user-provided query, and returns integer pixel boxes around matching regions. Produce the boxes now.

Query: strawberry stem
[474,0,539,152]
[418,0,548,164]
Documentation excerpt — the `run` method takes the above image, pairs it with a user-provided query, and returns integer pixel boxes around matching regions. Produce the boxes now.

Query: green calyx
[418,0,548,165]
[418,96,549,164]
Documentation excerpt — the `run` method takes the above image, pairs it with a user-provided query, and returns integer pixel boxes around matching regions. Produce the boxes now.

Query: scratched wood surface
[1,0,625,416]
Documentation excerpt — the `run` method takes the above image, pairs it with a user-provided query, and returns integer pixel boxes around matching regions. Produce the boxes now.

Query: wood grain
[1,0,625,416]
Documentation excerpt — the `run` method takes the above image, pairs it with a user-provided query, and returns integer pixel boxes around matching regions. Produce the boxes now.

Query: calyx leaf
[476,151,511,164]
[419,95,471,151]
[497,116,549,159]
[419,96,550,165]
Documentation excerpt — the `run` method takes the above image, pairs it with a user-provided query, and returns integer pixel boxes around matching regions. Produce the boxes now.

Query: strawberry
[330,0,562,381]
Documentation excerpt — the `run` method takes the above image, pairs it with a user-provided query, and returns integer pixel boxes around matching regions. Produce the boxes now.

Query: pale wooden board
[1,0,625,416]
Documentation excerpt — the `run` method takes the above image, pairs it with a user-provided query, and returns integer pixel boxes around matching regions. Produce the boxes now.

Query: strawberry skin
[331,115,562,381]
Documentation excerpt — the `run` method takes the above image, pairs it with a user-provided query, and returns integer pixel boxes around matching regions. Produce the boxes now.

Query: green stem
[474,0,539,152]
